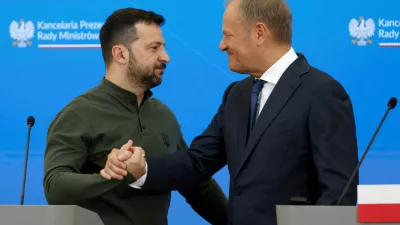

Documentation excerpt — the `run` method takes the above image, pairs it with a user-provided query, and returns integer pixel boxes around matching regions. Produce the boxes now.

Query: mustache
[155,63,166,69]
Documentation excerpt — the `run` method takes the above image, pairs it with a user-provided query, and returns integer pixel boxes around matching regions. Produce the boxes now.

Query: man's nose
[160,49,170,63]
[219,39,227,51]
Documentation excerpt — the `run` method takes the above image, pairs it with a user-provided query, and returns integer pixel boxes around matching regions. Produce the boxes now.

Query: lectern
[0,205,104,225]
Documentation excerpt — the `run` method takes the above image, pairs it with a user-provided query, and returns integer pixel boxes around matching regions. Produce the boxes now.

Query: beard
[127,52,166,90]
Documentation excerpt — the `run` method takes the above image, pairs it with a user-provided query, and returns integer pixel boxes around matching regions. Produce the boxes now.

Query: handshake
[100,140,147,181]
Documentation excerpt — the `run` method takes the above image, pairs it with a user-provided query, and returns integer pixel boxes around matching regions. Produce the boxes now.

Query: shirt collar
[259,47,298,84]
[98,77,153,104]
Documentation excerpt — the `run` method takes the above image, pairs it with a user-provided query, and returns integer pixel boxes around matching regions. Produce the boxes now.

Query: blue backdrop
[1,0,399,224]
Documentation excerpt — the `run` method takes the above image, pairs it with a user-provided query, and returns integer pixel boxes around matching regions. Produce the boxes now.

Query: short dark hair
[99,8,165,65]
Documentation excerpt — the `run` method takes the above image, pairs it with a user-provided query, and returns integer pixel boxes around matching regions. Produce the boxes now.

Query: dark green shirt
[43,78,228,225]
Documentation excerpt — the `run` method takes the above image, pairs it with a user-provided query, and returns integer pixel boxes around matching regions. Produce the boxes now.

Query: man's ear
[254,22,270,46]
[111,45,129,65]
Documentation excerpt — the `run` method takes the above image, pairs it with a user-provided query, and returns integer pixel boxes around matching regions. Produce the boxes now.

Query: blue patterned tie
[249,79,266,132]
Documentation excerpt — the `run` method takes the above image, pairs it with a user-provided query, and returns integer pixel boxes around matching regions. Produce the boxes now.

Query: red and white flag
[358,184,400,223]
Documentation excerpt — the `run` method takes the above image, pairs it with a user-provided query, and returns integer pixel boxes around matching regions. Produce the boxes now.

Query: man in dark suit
[101,0,359,224]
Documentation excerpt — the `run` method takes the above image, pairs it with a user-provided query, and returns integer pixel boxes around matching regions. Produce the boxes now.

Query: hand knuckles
[111,156,119,163]
[108,170,117,176]
[114,165,124,172]
[110,164,118,171]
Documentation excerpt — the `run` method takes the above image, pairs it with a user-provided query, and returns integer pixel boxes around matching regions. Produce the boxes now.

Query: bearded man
[43,7,228,225]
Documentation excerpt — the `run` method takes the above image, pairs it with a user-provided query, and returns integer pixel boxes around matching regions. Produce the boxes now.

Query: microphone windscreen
[388,97,397,109]
[27,116,35,126]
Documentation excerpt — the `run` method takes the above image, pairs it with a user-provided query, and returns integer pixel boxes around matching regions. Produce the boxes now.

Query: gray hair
[225,0,292,44]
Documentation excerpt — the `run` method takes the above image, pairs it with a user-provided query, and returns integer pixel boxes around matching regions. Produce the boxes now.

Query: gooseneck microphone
[337,97,397,205]
[20,116,35,205]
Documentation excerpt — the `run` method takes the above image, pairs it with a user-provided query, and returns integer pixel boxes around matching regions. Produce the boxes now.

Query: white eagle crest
[349,17,375,46]
[9,19,35,48]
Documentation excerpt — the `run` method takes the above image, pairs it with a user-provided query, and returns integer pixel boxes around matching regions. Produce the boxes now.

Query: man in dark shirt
[43,8,228,225]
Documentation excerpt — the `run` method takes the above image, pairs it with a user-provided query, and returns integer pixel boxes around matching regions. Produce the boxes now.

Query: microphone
[337,97,397,205]
[20,116,35,205]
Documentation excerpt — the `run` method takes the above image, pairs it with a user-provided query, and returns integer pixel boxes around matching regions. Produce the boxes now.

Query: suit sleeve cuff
[129,162,147,189]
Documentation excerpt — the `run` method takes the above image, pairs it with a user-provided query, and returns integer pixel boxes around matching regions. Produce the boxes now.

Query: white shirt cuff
[129,162,147,189]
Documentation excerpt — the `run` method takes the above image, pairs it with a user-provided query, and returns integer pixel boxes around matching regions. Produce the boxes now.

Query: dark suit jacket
[144,53,359,225]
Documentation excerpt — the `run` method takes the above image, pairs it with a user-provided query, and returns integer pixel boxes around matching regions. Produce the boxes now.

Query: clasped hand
[100,140,147,180]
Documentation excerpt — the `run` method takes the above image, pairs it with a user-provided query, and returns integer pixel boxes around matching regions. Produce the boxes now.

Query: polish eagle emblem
[9,19,35,48]
[349,16,375,46]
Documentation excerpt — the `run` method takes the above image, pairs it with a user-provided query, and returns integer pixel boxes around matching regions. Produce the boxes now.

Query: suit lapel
[235,77,253,151]
[235,54,309,176]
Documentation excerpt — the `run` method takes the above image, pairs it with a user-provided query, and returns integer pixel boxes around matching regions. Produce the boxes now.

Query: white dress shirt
[129,47,298,188]
[256,47,298,118]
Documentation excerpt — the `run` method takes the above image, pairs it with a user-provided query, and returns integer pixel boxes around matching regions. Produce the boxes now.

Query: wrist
[128,163,147,180]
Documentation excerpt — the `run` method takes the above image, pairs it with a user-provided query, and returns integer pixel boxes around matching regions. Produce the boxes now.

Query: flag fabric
[358,184,400,223]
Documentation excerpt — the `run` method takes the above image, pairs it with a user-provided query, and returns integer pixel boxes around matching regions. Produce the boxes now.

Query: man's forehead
[223,2,241,23]
[135,23,164,37]
[224,0,240,13]
[222,11,242,33]
[131,24,163,45]
[222,0,242,34]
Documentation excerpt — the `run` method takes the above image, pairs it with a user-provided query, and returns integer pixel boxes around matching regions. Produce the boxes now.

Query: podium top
[0,205,104,225]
